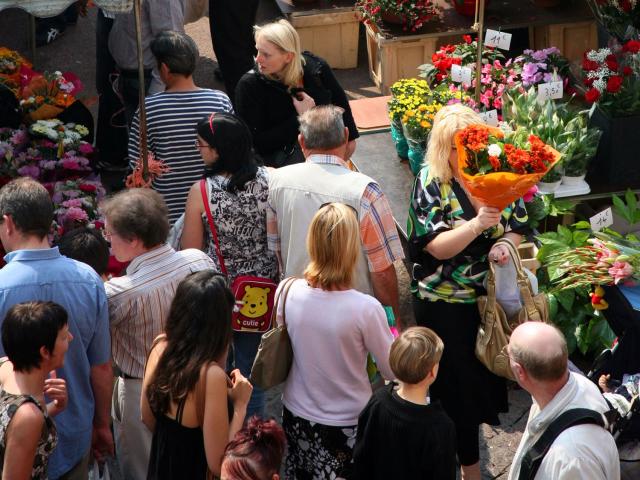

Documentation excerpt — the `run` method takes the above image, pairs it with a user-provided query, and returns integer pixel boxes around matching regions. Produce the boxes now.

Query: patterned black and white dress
[0,390,57,479]
[202,166,277,282]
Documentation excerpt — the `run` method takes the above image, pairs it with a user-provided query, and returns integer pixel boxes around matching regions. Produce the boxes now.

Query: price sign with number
[538,81,564,101]
[451,64,473,85]
[589,207,613,232]
[485,29,512,50]
[479,110,499,126]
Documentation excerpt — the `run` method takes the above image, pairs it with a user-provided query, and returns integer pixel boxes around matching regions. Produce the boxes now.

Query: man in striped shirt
[267,106,406,329]
[128,31,233,225]
[102,188,214,480]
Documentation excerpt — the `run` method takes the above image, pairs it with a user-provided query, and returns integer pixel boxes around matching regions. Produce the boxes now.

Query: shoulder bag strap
[498,238,541,321]
[200,179,228,276]
[518,408,605,480]
[268,277,297,331]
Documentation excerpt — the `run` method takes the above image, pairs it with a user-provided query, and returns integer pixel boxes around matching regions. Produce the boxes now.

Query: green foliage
[525,194,575,231]
[536,221,615,355]
[612,189,640,225]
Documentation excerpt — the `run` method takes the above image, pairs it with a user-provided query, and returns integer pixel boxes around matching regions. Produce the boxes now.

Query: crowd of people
[0,12,623,480]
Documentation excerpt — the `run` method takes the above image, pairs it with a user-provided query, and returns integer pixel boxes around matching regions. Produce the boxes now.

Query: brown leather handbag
[476,237,549,380]
[250,277,297,389]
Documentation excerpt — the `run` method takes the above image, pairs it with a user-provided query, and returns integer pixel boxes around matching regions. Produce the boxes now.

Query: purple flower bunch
[515,48,570,88]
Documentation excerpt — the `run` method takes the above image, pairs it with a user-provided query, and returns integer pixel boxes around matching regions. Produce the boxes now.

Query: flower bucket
[538,180,561,192]
[406,137,426,175]
[390,118,409,160]
[561,174,586,186]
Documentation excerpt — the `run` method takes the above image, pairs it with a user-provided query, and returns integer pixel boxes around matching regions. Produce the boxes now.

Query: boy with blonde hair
[353,326,456,479]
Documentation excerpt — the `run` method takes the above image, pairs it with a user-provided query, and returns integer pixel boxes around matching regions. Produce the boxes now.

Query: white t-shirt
[278,279,394,426]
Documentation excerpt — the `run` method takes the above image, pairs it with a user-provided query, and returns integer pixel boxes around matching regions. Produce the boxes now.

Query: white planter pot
[538,180,562,193]
[561,174,586,186]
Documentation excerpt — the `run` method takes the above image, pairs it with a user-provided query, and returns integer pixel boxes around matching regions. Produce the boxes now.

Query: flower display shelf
[274,0,359,69]
[364,0,598,94]
[537,179,591,198]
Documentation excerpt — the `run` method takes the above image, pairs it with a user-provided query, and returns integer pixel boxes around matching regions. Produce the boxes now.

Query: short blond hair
[304,203,360,290]
[254,19,304,89]
[389,326,444,384]
[426,104,481,184]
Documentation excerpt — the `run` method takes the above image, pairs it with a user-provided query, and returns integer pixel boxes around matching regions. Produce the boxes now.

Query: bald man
[507,323,619,480]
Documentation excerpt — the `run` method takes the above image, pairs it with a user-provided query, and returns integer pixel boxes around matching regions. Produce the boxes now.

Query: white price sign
[451,64,473,85]
[590,207,613,232]
[485,29,512,50]
[479,110,499,126]
[538,81,564,101]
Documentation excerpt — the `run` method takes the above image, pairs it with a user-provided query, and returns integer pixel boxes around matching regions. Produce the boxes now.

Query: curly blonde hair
[425,104,481,184]
[254,19,305,89]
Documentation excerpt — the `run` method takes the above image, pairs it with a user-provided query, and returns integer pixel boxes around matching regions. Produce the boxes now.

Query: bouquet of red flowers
[582,40,640,116]
[18,67,82,121]
[356,0,440,32]
[455,124,561,210]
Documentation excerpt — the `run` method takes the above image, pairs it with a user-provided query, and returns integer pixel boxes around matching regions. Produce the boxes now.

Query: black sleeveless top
[147,397,208,480]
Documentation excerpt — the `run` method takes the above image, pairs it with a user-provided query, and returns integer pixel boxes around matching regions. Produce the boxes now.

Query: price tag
[589,207,613,232]
[538,81,564,101]
[451,64,473,85]
[485,29,512,50]
[479,110,499,126]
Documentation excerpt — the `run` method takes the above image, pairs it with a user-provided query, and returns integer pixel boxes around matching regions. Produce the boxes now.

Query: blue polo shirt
[0,247,110,479]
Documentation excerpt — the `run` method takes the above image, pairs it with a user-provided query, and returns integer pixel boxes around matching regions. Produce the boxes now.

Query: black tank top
[146,397,208,480]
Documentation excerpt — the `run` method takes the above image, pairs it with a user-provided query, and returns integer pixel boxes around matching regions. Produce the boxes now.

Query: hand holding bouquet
[454,124,561,210]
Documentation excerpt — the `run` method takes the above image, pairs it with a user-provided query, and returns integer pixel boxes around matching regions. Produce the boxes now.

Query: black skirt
[413,298,508,427]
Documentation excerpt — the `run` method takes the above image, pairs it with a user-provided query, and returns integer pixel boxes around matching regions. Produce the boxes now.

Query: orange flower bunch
[19,69,82,121]
[457,125,489,153]
[455,124,561,209]
[0,47,31,92]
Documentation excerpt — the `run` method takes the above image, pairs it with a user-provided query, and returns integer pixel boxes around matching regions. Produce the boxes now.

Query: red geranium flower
[605,54,618,72]
[606,75,623,94]
[582,58,599,71]
[463,34,472,44]
[79,183,97,193]
[585,88,601,103]
[623,66,633,76]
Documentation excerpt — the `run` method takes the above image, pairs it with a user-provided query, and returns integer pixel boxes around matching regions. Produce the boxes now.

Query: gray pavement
[0,4,529,478]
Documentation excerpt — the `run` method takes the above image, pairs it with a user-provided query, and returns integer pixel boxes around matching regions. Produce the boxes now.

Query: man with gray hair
[507,322,619,480]
[267,105,405,328]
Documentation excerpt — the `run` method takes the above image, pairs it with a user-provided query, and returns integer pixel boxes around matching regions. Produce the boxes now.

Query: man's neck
[8,235,50,252]
[165,75,198,93]
[532,371,570,411]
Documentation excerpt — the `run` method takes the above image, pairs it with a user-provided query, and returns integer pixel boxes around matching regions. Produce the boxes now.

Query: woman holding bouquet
[407,104,531,480]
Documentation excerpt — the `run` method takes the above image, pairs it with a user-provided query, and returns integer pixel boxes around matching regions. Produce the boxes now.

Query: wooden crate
[291,10,359,69]
[365,22,459,95]
[531,21,598,63]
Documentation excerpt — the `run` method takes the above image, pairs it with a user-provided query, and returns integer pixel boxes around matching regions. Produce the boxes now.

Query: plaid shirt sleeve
[266,201,280,255]
[360,183,405,273]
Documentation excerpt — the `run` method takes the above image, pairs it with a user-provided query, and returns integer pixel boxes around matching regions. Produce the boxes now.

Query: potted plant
[401,102,441,175]
[356,0,440,33]
[538,163,563,192]
[387,78,431,160]
[582,40,640,187]
[561,114,602,184]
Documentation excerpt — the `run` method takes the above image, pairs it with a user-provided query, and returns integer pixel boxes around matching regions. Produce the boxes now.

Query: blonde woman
[277,203,394,479]
[234,19,358,167]
[406,104,531,480]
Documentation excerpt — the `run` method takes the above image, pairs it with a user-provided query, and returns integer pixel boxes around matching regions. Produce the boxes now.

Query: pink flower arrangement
[609,261,633,284]
[476,59,520,111]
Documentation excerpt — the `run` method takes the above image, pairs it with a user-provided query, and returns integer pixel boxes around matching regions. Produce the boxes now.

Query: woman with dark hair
[181,112,277,417]
[0,301,70,479]
[221,416,286,480]
[141,270,252,479]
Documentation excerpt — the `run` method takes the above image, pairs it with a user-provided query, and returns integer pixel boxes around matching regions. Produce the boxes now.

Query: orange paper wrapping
[454,125,561,211]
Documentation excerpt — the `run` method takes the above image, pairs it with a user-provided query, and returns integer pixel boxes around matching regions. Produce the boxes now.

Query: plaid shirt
[267,155,404,273]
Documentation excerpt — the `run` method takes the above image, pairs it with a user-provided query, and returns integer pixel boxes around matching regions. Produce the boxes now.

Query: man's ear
[2,214,16,235]
[298,133,306,151]
[343,126,349,145]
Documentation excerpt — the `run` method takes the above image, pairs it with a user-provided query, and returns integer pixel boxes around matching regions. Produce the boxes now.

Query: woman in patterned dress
[182,112,277,417]
[407,104,531,480]
[0,301,70,479]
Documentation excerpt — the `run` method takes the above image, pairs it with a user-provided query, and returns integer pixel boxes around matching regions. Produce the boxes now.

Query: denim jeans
[228,331,264,418]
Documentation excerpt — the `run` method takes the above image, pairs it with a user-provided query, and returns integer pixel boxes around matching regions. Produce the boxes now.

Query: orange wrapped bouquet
[454,124,561,210]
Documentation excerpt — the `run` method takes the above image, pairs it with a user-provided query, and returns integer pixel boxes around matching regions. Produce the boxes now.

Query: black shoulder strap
[518,408,606,480]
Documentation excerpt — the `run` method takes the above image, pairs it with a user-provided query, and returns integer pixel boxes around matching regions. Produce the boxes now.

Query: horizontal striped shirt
[105,244,215,378]
[128,89,234,225]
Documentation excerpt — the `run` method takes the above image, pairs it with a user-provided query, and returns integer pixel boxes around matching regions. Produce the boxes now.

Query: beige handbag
[250,277,297,390]
[476,238,549,380]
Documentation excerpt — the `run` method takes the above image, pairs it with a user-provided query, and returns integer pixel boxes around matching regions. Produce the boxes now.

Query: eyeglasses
[195,141,210,149]
[209,112,216,134]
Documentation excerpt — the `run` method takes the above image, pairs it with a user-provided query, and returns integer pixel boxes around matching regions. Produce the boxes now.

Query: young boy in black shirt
[353,326,457,479]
